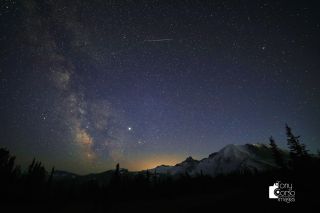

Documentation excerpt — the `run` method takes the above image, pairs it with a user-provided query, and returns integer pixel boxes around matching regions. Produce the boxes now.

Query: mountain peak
[178,156,199,164]
[208,152,218,158]
[185,156,195,162]
[151,143,281,177]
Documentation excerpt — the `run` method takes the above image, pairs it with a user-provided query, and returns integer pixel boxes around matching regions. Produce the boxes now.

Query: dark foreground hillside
[1,126,319,212]
[1,155,319,212]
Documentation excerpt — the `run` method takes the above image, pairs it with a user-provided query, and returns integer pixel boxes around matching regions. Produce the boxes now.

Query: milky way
[1,0,320,174]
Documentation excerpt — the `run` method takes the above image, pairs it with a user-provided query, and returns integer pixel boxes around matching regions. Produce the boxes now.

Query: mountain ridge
[148,143,283,177]
[54,143,287,182]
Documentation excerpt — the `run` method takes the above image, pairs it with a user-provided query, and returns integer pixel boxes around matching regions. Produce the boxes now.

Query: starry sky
[1,0,320,174]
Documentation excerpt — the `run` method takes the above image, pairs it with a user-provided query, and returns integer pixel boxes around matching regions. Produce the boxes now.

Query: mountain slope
[53,143,287,181]
[149,143,283,177]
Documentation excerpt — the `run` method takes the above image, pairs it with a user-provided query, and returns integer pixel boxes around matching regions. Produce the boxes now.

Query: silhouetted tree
[47,167,55,186]
[146,169,150,183]
[269,136,285,169]
[153,169,158,185]
[0,148,20,184]
[286,124,309,169]
[27,158,47,185]
[115,163,120,176]
[110,163,121,187]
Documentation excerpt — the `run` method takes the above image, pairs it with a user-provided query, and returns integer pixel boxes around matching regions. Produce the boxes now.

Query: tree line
[0,124,319,209]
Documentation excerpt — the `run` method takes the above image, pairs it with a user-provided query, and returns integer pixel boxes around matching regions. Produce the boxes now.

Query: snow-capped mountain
[53,170,79,179]
[149,156,200,175]
[53,143,287,182]
[149,143,284,177]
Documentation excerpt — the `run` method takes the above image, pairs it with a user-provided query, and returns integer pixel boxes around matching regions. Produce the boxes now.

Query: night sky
[1,0,319,174]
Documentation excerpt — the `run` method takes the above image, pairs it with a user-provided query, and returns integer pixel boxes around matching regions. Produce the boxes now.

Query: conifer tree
[286,124,309,168]
[269,136,285,168]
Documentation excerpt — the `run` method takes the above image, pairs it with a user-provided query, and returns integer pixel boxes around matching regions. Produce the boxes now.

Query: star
[1,0,319,175]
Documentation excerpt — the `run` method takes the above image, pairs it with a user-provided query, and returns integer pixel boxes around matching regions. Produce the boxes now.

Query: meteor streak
[144,38,173,42]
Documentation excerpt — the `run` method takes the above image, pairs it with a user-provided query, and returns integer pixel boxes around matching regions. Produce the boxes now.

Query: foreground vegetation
[0,125,319,212]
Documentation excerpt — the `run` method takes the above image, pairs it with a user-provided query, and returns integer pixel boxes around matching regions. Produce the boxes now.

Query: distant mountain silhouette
[149,143,289,177]
[54,143,289,184]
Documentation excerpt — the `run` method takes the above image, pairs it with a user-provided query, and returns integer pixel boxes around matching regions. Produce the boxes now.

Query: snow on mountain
[53,170,79,179]
[150,165,173,174]
[149,143,279,177]
[195,144,276,176]
[53,143,284,182]
[149,157,199,175]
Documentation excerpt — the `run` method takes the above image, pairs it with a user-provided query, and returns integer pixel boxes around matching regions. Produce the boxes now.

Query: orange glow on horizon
[124,154,185,171]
